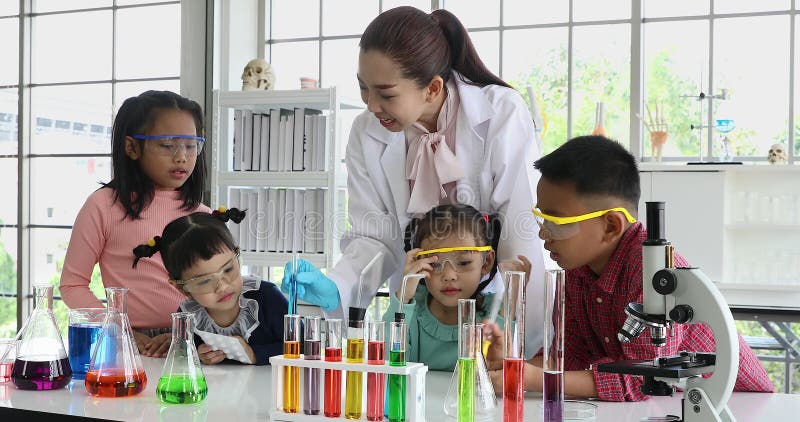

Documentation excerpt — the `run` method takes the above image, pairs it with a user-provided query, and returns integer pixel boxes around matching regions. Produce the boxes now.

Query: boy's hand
[143,333,172,358]
[498,255,532,285]
[197,343,226,365]
[398,249,435,303]
[235,336,256,364]
[132,331,152,354]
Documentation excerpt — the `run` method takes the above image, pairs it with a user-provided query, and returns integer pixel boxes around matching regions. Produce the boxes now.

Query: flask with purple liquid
[543,269,565,422]
[12,284,72,390]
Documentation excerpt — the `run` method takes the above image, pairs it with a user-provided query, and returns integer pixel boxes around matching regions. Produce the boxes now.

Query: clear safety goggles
[531,207,637,240]
[173,250,241,294]
[132,134,206,157]
[415,246,492,274]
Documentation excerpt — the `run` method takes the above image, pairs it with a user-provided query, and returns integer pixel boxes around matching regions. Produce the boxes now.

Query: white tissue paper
[195,330,253,364]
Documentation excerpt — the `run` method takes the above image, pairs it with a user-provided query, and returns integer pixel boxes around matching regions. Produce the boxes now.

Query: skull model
[767,143,787,164]
[241,59,275,91]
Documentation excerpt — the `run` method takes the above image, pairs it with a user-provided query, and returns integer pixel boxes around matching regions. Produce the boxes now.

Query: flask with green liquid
[157,312,208,404]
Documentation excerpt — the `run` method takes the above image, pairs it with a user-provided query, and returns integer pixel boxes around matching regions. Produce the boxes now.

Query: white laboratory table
[0,357,796,421]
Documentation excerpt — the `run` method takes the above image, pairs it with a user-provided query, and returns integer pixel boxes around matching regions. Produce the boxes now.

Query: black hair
[104,90,206,220]
[534,135,640,212]
[404,204,501,308]
[359,6,511,89]
[132,208,246,280]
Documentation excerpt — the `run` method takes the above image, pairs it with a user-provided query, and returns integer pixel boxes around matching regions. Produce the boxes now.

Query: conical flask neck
[105,288,129,314]
[32,285,54,311]
[171,312,195,342]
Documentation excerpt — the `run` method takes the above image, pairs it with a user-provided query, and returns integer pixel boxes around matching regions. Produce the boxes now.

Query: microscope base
[683,387,735,422]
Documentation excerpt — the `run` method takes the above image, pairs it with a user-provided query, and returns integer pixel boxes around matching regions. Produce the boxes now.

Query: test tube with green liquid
[345,307,366,420]
[457,299,476,422]
[388,314,407,422]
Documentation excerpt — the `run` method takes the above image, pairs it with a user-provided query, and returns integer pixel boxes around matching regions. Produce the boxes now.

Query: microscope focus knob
[669,305,694,324]
[652,269,678,295]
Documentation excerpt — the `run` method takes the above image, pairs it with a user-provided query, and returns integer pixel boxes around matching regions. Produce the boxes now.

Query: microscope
[598,202,739,422]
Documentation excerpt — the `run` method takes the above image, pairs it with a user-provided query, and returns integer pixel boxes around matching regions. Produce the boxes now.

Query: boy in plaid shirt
[487,135,773,401]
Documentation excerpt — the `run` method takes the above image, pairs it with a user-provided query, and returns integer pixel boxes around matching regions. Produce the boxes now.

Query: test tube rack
[269,355,428,422]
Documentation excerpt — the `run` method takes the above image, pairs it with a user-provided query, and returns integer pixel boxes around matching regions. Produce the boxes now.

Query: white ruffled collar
[179,275,261,341]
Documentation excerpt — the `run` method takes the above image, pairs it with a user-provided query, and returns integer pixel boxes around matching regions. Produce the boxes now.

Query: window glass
[0,18,18,86]
[503,28,568,154]
[321,38,360,103]
[382,0,430,13]
[573,0,631,22]
[116,4,180,79]
[270,41,319,90]
[714,16,789,158]
[572,24,631,147]
[114,80,181,115]
[0,159,16,227]
[504,0,568,26]
[30,84,112,155]
[30,228,72,300]
[0,90,18,155]
[643,20,708,159]
[271,0,319,39]
[33,0,111,13]
[322,0,377,36]
[443,0,500,28]
[0,3,18,15]
[31,157,112,226]
[31,11,112,84]
[714,0,790,14]
[643,0,709,18]
[467,31,500,78]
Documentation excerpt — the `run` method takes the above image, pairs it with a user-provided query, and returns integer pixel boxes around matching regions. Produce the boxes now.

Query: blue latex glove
[281,259,341,312]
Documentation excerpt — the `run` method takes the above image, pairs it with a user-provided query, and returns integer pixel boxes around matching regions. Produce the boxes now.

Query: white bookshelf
[210,88,363,270]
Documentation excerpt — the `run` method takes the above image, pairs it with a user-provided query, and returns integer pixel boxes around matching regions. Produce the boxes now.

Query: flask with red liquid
[12,284,72,390]
[84,287,147,397]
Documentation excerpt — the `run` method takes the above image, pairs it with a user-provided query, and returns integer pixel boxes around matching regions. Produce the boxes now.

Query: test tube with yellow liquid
[345,307,366,419]
[283,314,301,413]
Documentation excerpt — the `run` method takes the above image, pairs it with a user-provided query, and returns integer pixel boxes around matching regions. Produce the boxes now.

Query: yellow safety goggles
[531,207,636,240]
[415,246,492,274]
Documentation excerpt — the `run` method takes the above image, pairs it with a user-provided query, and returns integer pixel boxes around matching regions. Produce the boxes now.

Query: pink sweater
[59,188,211,329]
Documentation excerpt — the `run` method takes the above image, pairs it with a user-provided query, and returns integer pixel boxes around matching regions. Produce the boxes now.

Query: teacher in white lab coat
[283,6,549,358]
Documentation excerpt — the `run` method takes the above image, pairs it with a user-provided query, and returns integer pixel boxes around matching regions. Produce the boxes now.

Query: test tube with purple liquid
[543,269,565,422]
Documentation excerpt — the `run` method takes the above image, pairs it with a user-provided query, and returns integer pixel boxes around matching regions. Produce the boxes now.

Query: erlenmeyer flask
[85,287,147,397]
[157,312,207,404]
[12,284,72,390]
[444,322,498,421]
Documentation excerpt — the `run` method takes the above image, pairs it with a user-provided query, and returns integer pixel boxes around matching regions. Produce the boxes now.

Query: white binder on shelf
[242,110,254,171]
[259,113,270,172]
[246,190,258,251]
[293,108,321,171]
[283,115,294,172]
[251,113,262,171]
[232,110,243,171]
[266,188,278,252]
[292,189,305,253]
[227,187,240,245]
[256,188,267,252]
[314,115,327,171]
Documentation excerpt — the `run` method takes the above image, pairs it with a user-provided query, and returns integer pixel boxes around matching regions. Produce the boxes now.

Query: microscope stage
[598,352,716,379]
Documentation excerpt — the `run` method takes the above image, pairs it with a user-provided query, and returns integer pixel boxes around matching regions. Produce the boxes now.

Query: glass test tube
[543,270,565,422]
[366,320,386,421]
[324,319,343,418]
[457,299,476,422]
[283,314,301,413]
[304,316,322,415]
[345,307,366,420]
[502,271,526,422]
[387,318,407,422]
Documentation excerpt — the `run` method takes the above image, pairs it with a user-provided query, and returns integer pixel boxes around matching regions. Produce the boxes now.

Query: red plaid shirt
[564,222,774,401]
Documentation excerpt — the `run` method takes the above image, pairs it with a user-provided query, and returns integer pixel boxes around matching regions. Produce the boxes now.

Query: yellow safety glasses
[415,246,492,274]
[531,207,636,240]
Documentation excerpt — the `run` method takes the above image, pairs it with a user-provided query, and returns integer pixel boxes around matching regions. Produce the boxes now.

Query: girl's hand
[143,333,172,358]
[132,331,152,354]
[498,255,532,284]
[197,343,226,365]
[481,321,504,371]
[398,249,436,303]
[235,336,256,364]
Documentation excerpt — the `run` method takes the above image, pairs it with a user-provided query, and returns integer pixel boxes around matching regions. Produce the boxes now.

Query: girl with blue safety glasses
[60,90,211,358]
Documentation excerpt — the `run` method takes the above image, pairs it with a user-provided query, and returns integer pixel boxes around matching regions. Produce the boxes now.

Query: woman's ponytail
[430,9,511,89]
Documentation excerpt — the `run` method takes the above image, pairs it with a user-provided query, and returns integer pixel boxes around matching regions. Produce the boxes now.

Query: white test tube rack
[269,355,428,422]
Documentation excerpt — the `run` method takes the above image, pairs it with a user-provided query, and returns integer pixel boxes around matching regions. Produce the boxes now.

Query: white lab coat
[328,74,549,358]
